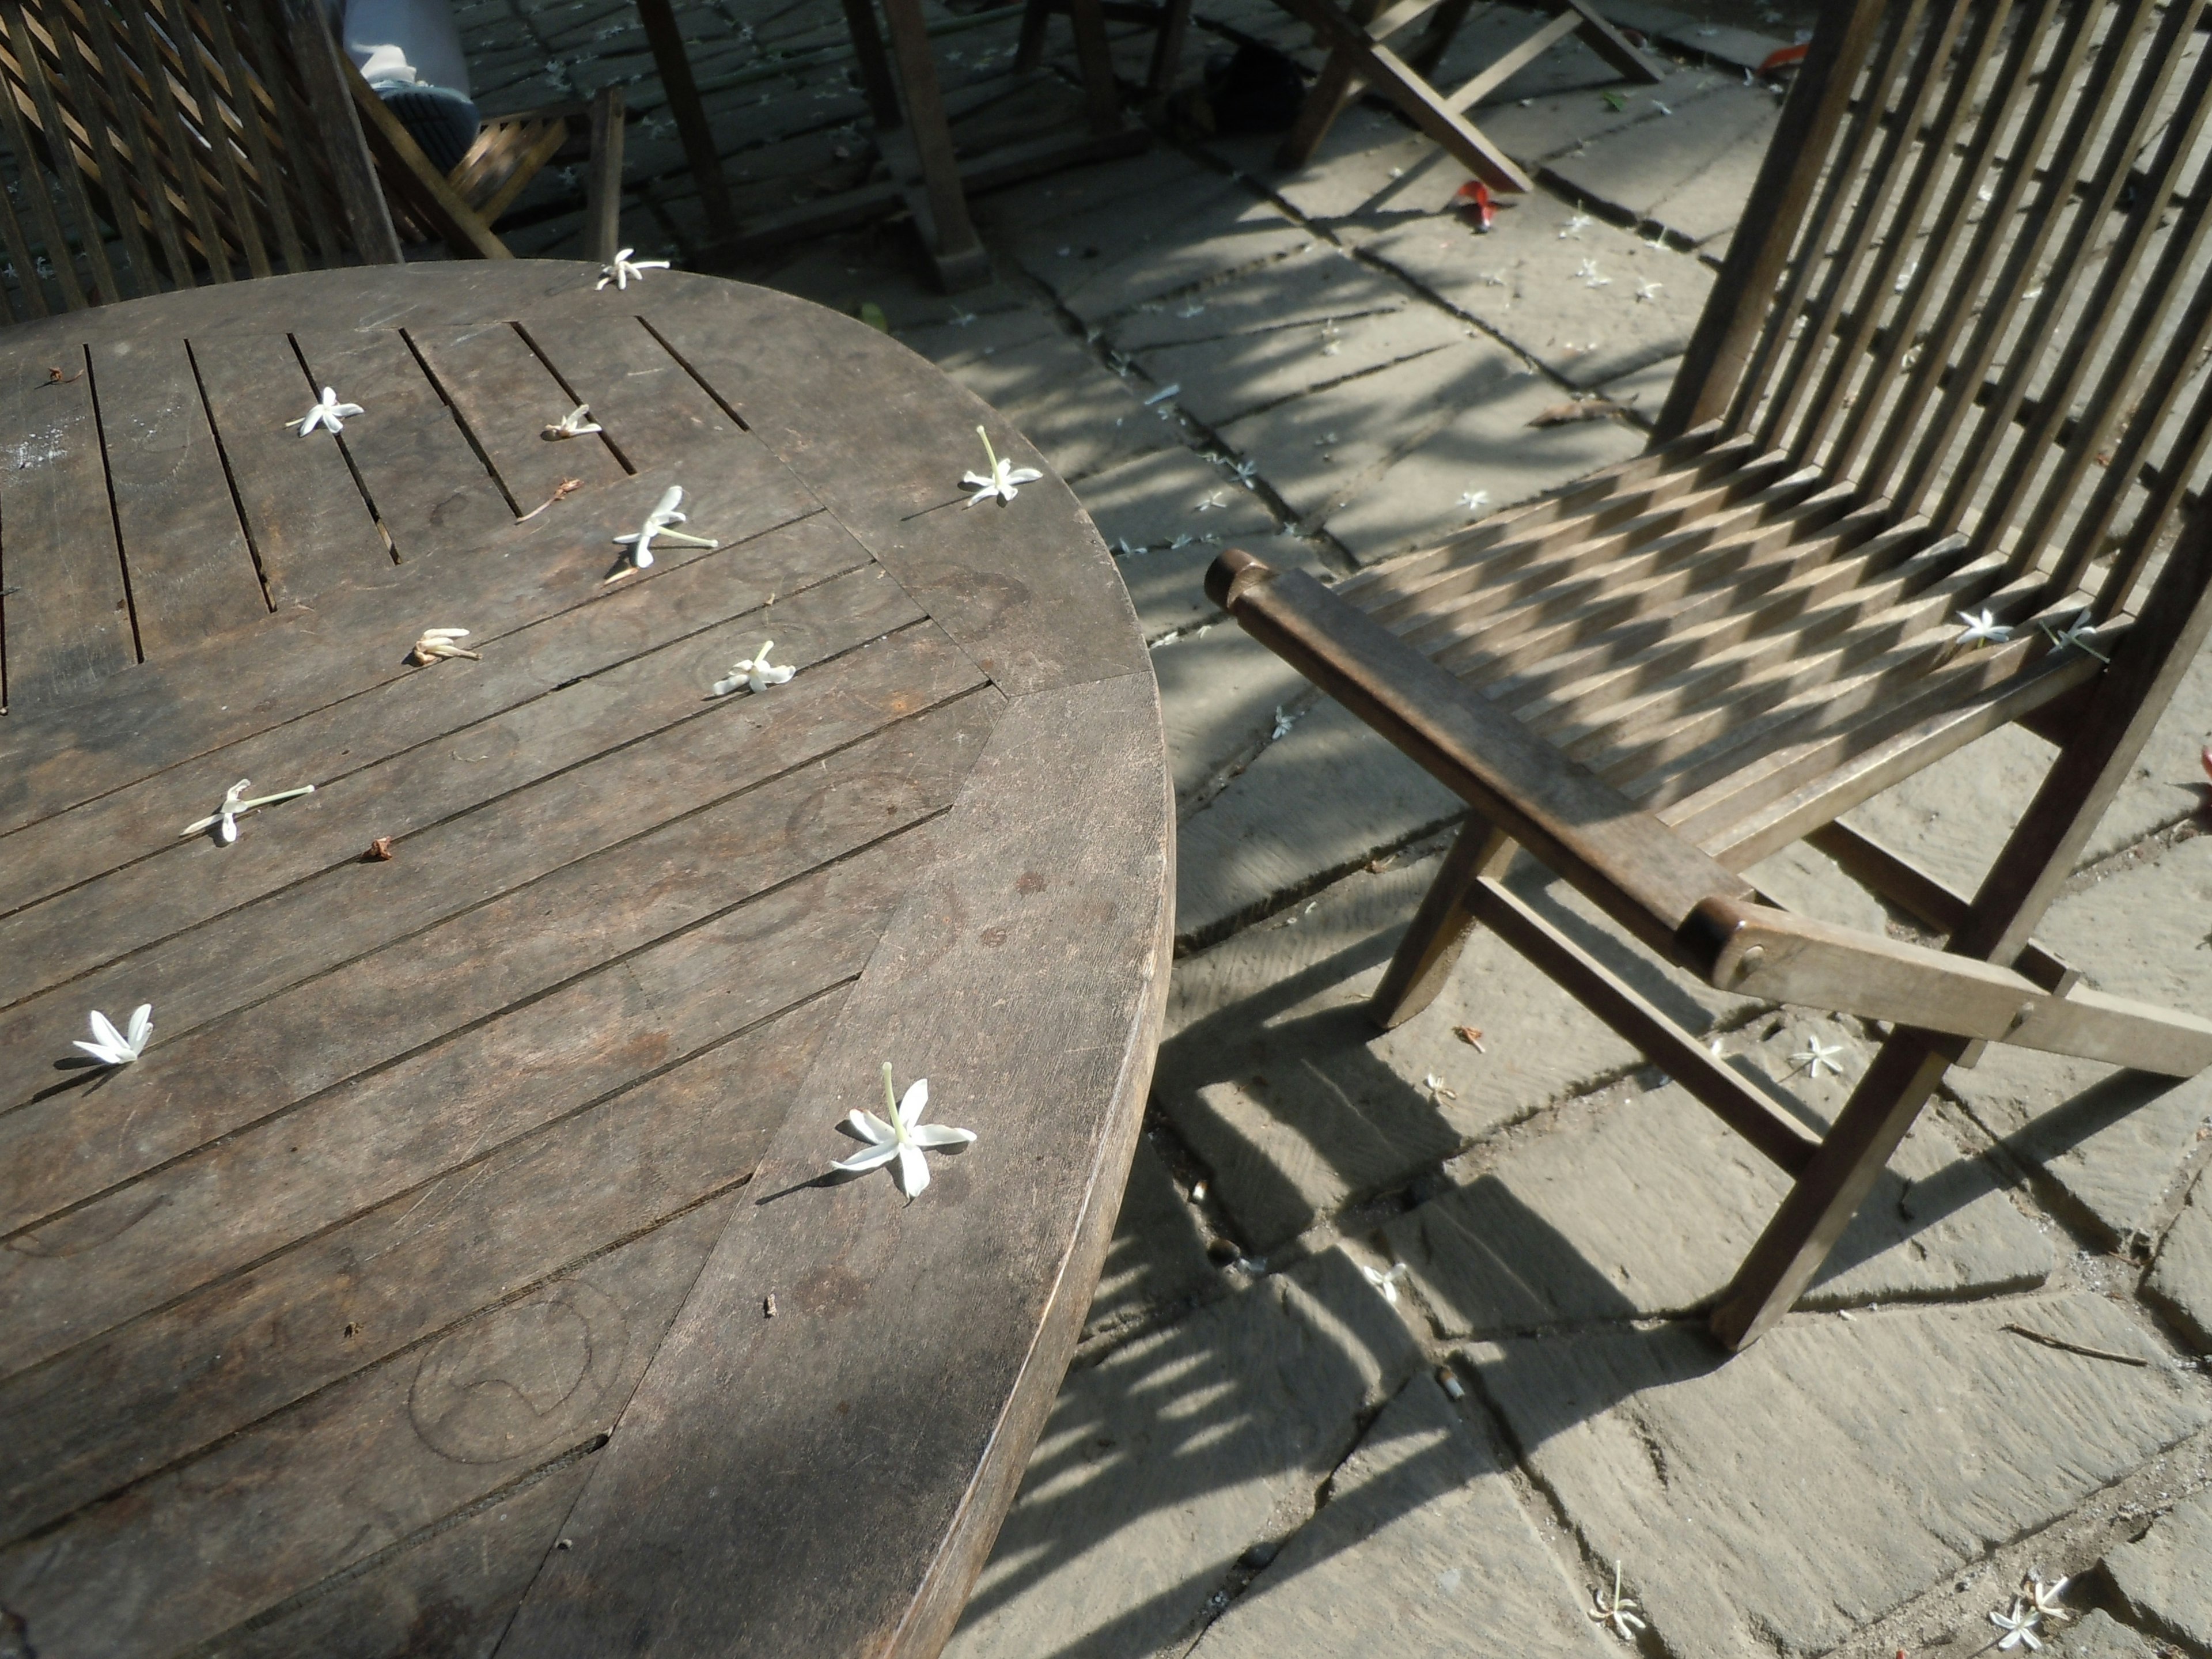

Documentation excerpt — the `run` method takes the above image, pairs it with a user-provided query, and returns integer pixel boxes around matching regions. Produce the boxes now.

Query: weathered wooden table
[0,264,1172,1658]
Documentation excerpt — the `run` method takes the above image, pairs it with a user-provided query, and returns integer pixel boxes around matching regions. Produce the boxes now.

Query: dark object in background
[1175,42,1308,135]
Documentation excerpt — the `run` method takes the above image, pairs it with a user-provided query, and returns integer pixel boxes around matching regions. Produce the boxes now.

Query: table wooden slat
[0,350,134,709]
[187,332,391,605]
[513,304,748,475]
[407,321,630,511]
[291,328,517,558]
[88,335,270,653]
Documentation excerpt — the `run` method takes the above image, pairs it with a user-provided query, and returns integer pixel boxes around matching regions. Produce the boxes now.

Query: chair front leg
[1369,815,1516,1029]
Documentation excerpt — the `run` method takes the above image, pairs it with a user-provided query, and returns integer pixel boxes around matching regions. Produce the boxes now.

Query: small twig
[517,478,582,522]
[2002,1323,2149,1366]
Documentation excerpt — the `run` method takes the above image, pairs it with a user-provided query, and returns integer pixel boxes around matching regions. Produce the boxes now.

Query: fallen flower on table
[542,404,601,440]
[297,387,363,437]
[180,778,316,844]
[518,478,583,522]
[362,836,395,862]
[1589,1563,1646,1642]
[962,426,1043,507]
[596,247,671,290]
[1955,607,2012,648]
[75,1003,153,1067]
[831,1063,976,1197]
[711,641,794,696]
[410,627,480,664]
[1360,1261,1410,1304]
[611,484,718,575]
[1792,1036,1846,1078]
[45,364,81,385]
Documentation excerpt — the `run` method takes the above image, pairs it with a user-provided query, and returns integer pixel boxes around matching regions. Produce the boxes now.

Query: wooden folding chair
[1207,0,2212,1351]
[1016,0,1193,115]
[1272,0,1661,191]
[0,0,402,319]
[346,69,627,263]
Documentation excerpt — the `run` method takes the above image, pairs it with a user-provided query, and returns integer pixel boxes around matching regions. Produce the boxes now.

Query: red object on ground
[1453,178,1497,230]
[1758,41,1810,73]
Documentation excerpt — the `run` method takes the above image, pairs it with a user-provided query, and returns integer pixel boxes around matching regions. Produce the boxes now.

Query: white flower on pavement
[1361,1261,1410,1304]
[410,627,480,664]
[711,641,794,696]
[543,404,602,440]
[180,778,316,844]
[1991,1599,2043,1651]
[1956,608,2012,647]
[75,1003,152,1066]
[1589,1563,1646,1642]
[1577,259,1609,288]
[1460,488,1490,514]
[297,387,362,436]
[962,426,1043,507]
[1560,214,1592,237]
[831,1063,976,1196]
[613,484,718,573]
[1636,279,1664,301]
[2021,1573,2071,1624]
[2040,613,2109,662]
[596,248,671,290]
[1791,1036,1846,1078]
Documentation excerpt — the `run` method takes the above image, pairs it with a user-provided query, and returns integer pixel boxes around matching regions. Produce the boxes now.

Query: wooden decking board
[0,558,918,1005]
[0,1194,738,1657]
[0,349,135,710]
[4,972,862,1541]
[185,332,393,606]
[0,460,827,834]
[0,512,872,919]
[88,336,270,654]
[0,657,998,1241]
[404,322,630,513]
[289,329,518,558]
[1,267,1170,1659]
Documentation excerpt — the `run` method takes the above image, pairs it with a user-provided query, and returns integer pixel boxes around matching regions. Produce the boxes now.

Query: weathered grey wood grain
[406,322,630,511]
[0,661,998,1245]
[86,335,268,652]
[0,349,133,709]
[0,558,911,1005]
[499,670,1172,1659]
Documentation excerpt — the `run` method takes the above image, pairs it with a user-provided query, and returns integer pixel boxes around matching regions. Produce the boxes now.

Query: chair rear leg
[1016,0,1055,71]
[1370,816,1516,1029]
[582,86,624,266]
[1709,1028,1961,1350]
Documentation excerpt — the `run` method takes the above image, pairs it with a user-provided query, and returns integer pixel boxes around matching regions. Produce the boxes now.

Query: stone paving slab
[1155,628,1319,808]
[2143,1171,2212,1354]
[1135,301,1475,430]
[1544,82,1781,245]
[1158,843,1766,1249]
[1083,1137,1222,1344]
[943,1249,1423,1659]
[1185,1376,1614,1659]
[919,324,1176,483]
[2101,1484,2212,1654]
[2059,1610,2165,1659]
[1385,1012,2051,1336]
[1946,836,2212,1247]
[1105,239,1412,354]
[1465,1292,2212,1659]
[1355,207,1714,388]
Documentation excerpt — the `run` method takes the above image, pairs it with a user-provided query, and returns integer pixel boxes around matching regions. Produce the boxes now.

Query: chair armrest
[1206,548,1754,959]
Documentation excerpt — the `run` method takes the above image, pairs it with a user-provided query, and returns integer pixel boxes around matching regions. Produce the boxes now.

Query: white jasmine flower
[1361,1261,1411,1304]
[1791,1036,1846,1078]
[1956,608,2012,647]
[1578,259,1609,287]
[1990,1600,2042,1651]
[180,778,316,843]
[1196,491,1226,512]
[597,247,671,289]
[1636,279,1664,301]
[2040,613,2109,662]
[948,306,978,326]
[1589,1563,1646,1641]
[1271,706,1296,740]
[1654,100,1673,114]
[1144,384,1180,406]
[2021,1573,2071,1624]
[962,426,1044,507]
[831,1063,976,1196]
[410,627,480,664]
[711,640,794,696]
[297,387,362,436]
[613,484,718,570]
[75,1003,153,1066]
[1560,214,1592,238]
[543,404,602,440]
[1460,488,1489,513]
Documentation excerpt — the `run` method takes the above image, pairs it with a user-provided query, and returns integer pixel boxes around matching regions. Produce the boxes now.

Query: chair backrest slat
[1676,0,2212,624]
[0,0,391,317]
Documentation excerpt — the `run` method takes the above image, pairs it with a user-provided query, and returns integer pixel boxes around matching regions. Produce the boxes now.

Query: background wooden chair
[346,67,625,262]
[1016,0,1192,115]
[1271,0,1661,190]
[0,0,400,319]
[1207,0,2212,1351]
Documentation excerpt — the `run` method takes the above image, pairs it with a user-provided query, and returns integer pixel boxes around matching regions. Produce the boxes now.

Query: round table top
[0,263,1171,1659]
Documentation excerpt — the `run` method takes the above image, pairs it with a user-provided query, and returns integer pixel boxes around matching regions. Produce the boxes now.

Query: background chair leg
[1369,816,1516,1029]
[1708,1029,1960,1351]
